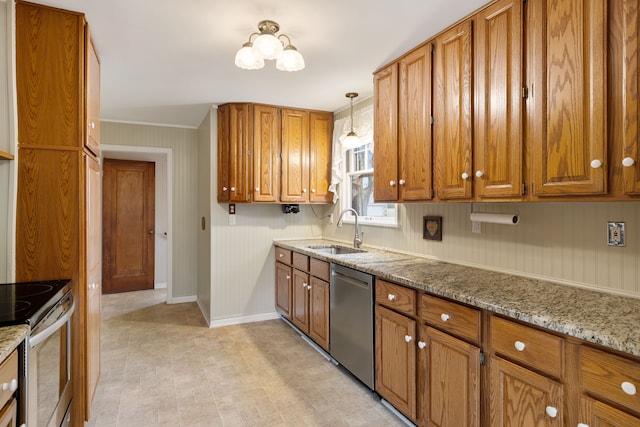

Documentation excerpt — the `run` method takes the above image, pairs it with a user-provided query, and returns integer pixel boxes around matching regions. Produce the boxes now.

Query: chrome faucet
[337,208,363,248]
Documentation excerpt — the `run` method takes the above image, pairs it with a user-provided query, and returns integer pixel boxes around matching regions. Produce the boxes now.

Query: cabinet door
[0,398,17,427]
[84,155,101,419]
[217,105,231,202]
[308,276,329,351]
[621,0,640,195]
[474,0,523,199]
[434,20,474,200]
[399,45,433,201]
[275,262,292,319]
[291,269,309,332]
[418,326,480,427]
[579,396,640,427]
[489,356,563,427]
[528,0,607,196]
[253,105,280,202]
[281,109,310,203]
[85,32,100,156]
[309,112,333,203]
[374,63,399,201]
[229,104,252,202]
[375,305,416,420]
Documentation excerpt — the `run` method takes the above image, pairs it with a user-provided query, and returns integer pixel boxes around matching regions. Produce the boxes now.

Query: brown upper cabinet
[528,0,607,197]
[218,103,332,204]
[86,33,101,156]
[374,44,433,202]
[434,19,474,200]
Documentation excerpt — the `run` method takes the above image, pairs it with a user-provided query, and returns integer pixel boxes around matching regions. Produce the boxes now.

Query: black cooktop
[0,279,72,327]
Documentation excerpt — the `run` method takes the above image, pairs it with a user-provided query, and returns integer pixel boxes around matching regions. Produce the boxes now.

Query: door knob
[148,229,154,235]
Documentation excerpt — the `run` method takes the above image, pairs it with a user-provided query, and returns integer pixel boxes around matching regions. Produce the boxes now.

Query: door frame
[101,144,173,302]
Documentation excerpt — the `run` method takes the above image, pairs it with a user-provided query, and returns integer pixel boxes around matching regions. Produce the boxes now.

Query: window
[341,141,398,227]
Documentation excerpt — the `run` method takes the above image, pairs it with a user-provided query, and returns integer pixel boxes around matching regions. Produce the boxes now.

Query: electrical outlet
[472,221,481,234]
[607,222,625,246]
[329,214,334,224]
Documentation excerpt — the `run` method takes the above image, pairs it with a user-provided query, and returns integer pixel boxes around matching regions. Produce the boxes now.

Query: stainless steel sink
[308,245,367,255]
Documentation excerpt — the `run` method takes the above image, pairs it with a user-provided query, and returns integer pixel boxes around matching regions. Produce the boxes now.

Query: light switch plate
[607,222,625,246]
[472,221,481,234]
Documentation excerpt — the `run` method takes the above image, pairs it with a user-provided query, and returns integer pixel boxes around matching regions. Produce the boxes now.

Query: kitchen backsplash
[322,201,640,298]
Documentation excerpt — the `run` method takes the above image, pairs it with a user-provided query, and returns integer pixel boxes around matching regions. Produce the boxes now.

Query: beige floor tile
[85,289,406,427]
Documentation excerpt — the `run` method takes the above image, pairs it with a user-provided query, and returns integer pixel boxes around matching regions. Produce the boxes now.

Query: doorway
[102,159,155,294]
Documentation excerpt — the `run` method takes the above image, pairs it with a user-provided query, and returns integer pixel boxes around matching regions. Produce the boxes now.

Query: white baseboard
[209,311,280,328]
[196,299,211,325]
[154,282,167,289]
[167,295,197,304]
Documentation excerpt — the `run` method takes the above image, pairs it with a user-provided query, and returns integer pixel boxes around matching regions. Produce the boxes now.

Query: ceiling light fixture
[342,92,362,149]
[235,20,305,72]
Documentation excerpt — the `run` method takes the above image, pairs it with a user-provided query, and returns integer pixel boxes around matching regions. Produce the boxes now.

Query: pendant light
[342,92,362,149]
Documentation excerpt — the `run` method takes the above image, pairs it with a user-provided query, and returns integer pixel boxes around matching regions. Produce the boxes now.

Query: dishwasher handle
[332,270,371,290]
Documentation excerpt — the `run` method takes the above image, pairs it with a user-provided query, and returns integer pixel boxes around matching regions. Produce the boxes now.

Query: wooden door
[308,112,333,203]
[434,20,474,200]
[281,109,310,203]
[375,305,417,420]
[528,0,607,196]
[474,0,523,199]
[291,269,309,332]
[419,326,480,427]
[399,44,433,201]
[308,276,329,351]
[489,356,563,426]
[275,262,292,319]
[621,0,640,195]
[84,154,101,419]
[373,63,399,201]
[102,159,155,294]
[85,32,100,156]
[253,104,279,202]
[579,396,640,427]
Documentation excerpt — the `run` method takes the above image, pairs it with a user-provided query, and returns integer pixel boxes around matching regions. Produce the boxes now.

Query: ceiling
[35,0,488,128]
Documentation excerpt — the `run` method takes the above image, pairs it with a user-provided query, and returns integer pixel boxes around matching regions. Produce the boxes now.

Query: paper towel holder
[469,204,519,225]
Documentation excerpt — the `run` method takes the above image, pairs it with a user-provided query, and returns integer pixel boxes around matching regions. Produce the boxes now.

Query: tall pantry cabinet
[15,1,101,424]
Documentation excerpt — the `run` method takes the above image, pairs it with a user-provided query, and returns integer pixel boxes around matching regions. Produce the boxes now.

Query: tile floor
[86,289,406,427]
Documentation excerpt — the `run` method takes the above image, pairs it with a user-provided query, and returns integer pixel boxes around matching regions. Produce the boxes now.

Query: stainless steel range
[0,280,74,427]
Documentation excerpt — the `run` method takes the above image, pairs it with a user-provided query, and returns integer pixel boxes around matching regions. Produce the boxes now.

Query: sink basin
[308,245,367,255]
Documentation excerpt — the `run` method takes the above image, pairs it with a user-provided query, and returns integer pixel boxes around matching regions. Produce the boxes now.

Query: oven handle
[29,299,75,348]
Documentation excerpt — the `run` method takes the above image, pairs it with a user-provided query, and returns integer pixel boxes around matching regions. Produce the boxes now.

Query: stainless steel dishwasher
[330,263,375,390]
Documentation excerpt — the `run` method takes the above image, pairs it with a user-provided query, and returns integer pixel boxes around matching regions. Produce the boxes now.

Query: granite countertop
[274,238,640,358]
[0,325,29,362]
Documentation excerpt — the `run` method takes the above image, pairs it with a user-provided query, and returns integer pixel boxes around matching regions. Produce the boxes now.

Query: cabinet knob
[222,186,228,191]
[311,189,316,193]
[389,180,396,187]
[302,188,307,193]
[621,381,637,395]
[461,172,470,180]
[545,406,558,418]
[279,253,284,258]
[514,341,526,352]
[1,378,17,392]
[255,187,260,192]
[387,294,396,301]
[404,335,413,343]
[230,186,236,192]
[398,179,405,185]
[622,157,636,167]
[302,282,307,287]
[577,423,590,427]
[417,341,426,349]
[590,159,602,169]
[307,285,312,290]
[88,121,95,129]
[475,170,484,178]
[286,275,290,280]
[440,313,450,322]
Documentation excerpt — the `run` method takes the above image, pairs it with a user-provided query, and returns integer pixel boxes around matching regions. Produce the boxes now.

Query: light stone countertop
[275,238,640,358]
[0,325,29,362]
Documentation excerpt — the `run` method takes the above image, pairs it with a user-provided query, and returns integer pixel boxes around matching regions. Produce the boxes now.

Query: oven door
[27,292,74,427]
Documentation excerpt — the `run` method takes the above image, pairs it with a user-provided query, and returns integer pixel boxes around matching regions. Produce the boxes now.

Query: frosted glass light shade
[253,33,283,60]
[235,44,264,69]
[342,131,362,149]
[276,46,305,71]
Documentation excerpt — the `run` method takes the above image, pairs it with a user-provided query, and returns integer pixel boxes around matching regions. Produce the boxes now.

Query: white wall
[101,122,198,299]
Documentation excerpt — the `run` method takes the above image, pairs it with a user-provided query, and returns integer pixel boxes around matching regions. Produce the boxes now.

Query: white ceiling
[35,0,487,128]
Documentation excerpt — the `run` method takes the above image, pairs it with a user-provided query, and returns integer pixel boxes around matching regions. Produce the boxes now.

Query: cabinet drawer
[0,350,18,410]
[420,294,480,344]
[292,252,309,271]
[581,345,640,414]
[490,316,563,379]
[309,258,329,281]
[376,280,416,316]
[275,247,292,265]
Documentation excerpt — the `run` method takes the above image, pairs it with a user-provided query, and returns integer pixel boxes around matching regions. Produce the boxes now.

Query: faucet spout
[337,208,363,248]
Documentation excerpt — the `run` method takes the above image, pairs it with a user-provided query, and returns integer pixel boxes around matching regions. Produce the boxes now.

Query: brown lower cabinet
[372,278,640,427]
